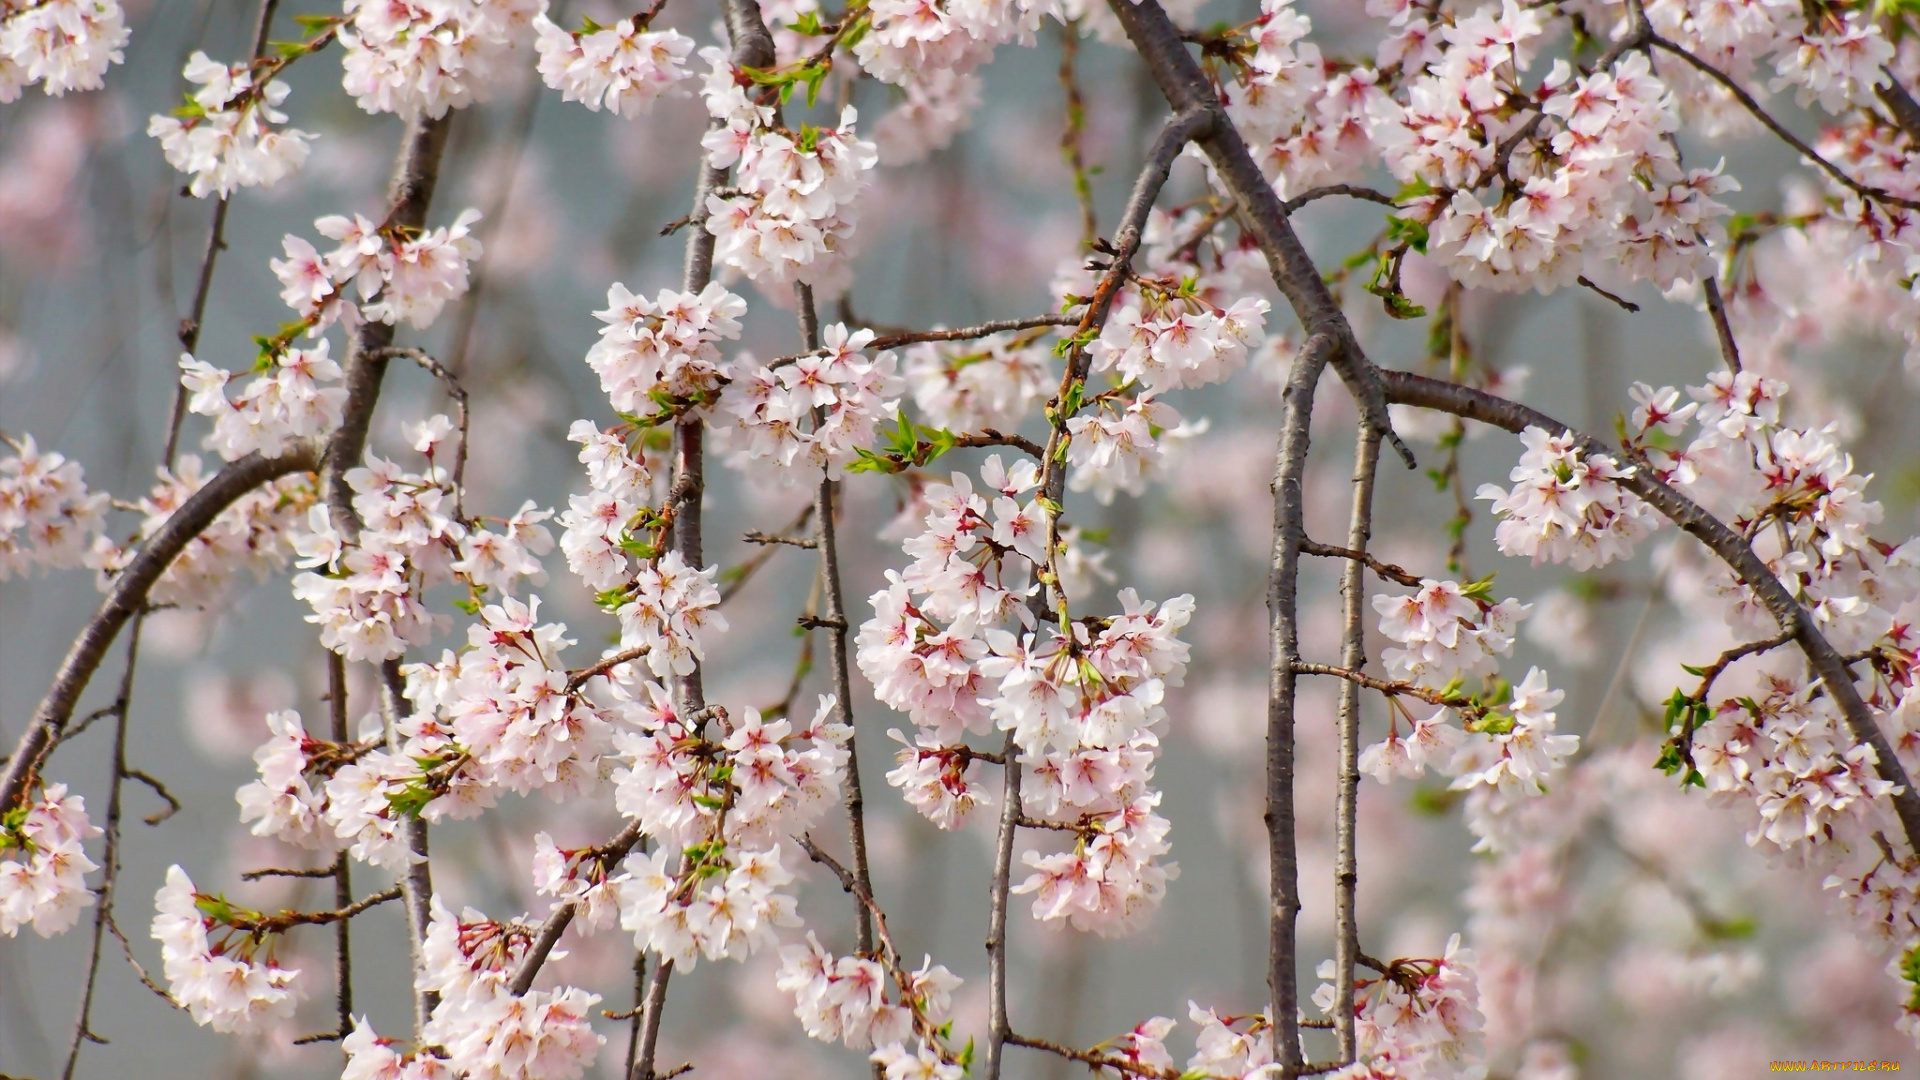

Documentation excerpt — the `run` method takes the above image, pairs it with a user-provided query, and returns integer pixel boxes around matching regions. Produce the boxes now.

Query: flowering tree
[8,0,1920,1077]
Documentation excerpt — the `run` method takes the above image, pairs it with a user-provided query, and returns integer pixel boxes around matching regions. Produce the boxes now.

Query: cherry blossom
[147,51,314,198]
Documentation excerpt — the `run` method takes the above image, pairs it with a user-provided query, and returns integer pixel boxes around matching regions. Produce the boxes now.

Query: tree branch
[1261,331,1336,1077]
[796,283,880,1001]
[4,446,320,811]
[1378,367,1920,846]
[1649,34,1920,213]
[1331,424,1381,1066]
[508,820,645,996]
[1101,0,1412,471]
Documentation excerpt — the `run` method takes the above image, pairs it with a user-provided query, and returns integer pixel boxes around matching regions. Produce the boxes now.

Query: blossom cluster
[532,9,695,117]
[1477,426,1659,571]
[1089,288,1269,393]
[150,866,301,1033]
[1222,0,1378,200]
[717,323,904,476]
[147,51,314,199]
[578,281,745,423]
[901,330,1053,434]
[0,434,107,580]
[1368,1,1737,293]
[0,0,127,101]
[608,696,848,968]
[273,208,484,332]
[1361,578,1576,853]
[179,342,346,462]
[700,50,877,296]
[0,783,99,938]
[851,0,1051,85]
[341,898,604,1080]
[857,456,1192,933]
[340,0,540,118]
[1313,935,1488,1080]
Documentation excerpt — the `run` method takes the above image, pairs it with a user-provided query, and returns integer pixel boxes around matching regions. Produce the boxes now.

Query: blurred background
[2,1,1916,1077]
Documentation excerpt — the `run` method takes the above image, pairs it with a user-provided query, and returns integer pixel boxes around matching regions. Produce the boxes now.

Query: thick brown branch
[1260,331,1336,1076]
[5,445,319,811]
[1101,0,1411,471]
[1331,424,1381,1066]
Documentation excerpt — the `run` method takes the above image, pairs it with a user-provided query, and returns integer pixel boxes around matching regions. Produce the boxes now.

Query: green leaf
[1653,740,1686,776]
[1458,572,1499,602]
[293,13,338,32]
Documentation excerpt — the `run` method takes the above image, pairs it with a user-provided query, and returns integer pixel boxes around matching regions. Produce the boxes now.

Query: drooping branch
[3,445,320,811]
[1331,423,1381,1066]
[1101,0,1411,470]
[1378,368,1920,847]
[795,283,879,981]
[980,103,1215,1080]
[1648,34,1920,214]
[1261,331,1336,1077]
[628,5,778,1077]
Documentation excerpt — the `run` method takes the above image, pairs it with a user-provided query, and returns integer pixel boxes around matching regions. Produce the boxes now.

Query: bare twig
[373,346,470,519]
[1300,539,1422,588]
[743,531,818,549]
[1005,1031,1182,1080]
[1702,276,1742,374]
[1058,18,1097,247]
[123,769,179,825]
[1281,184,1397,215]
[327,651,354,1051]
[722,504,815,604]
[241,866,339,881]
[567,646,653,691]
[1577,276,1640,313]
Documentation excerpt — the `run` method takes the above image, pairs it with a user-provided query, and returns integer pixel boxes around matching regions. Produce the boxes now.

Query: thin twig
[1701,275,1742,374]
[1649,33,1920,213]
[1577,275,1640,313]
[373,346,470,519]
[1281,184,1397,214]
[797,283,880,1000]
[1005,1031,1182,1080]
[1299,539,1421,587]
